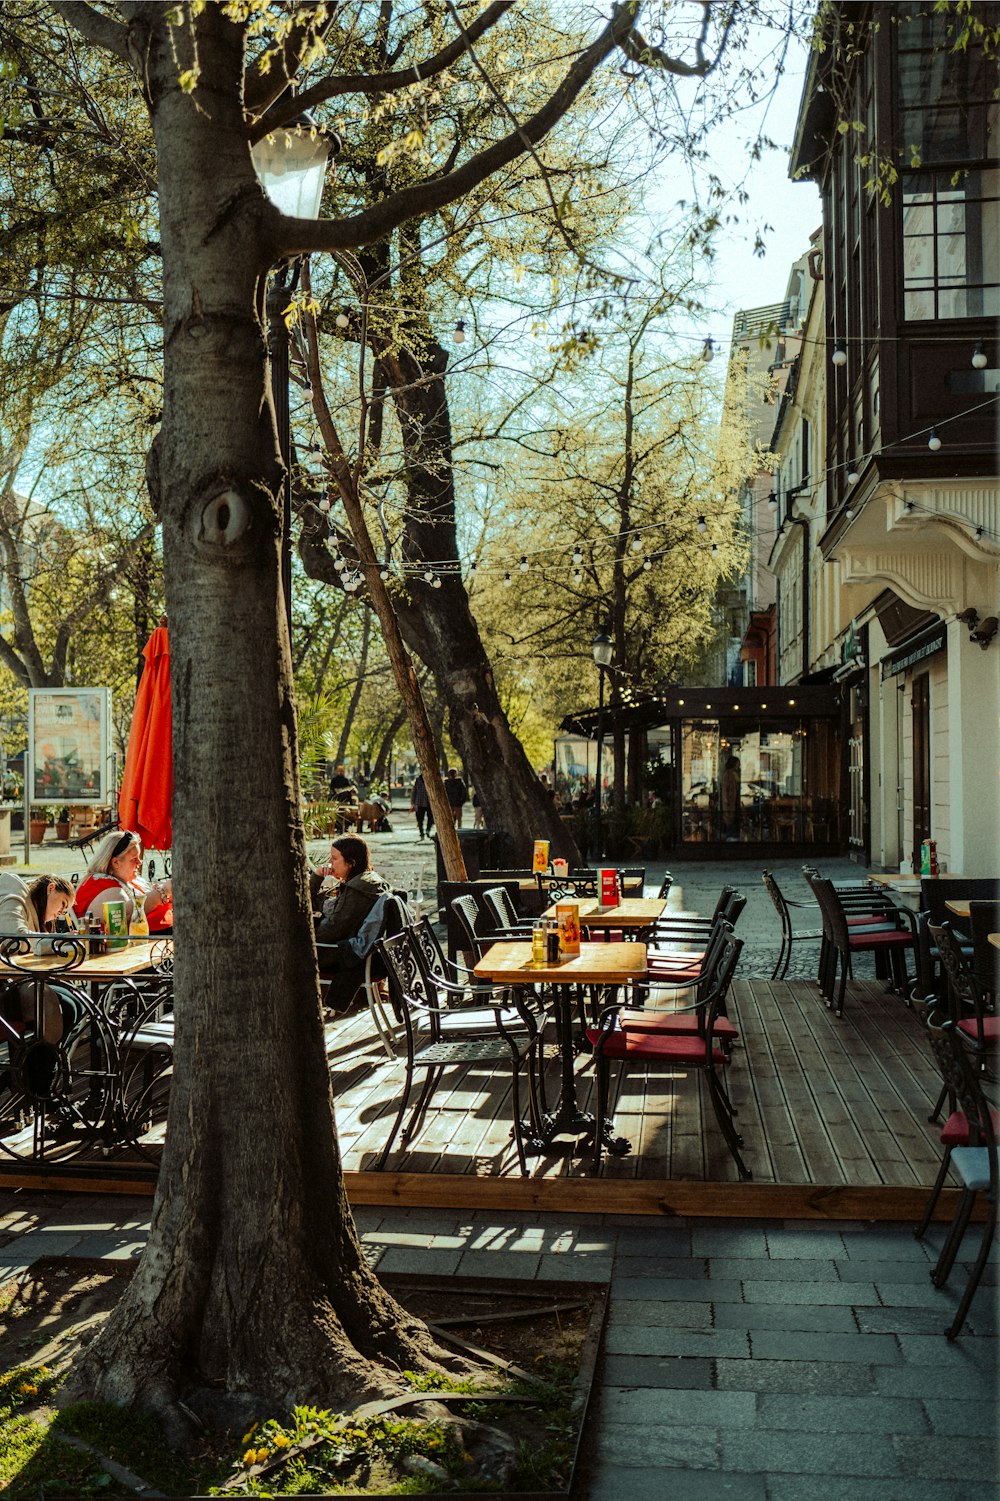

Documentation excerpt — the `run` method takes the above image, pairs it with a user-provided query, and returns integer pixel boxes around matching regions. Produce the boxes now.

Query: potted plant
[55,807,71,839]
[30,807,54,844]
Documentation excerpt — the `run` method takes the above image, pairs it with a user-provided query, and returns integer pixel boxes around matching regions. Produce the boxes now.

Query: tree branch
[252,0,515,139]
[49,0,130,61]
[621,2,735,78]
[245,8,338,117]
[262,1,638,257]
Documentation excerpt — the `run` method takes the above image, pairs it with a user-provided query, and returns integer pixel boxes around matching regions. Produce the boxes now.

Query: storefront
[559,684,844,858]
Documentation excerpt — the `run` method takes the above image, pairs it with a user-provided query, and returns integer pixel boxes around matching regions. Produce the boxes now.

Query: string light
[572,546,583,565]
[379,566,390,580]
[696,515,707,533]
[975,525,984,539]
[845,506,855,520]
[469,558,478,573]
[701,336,714,362]
[711,541,719,554]
[767,492,778,512]
[630,534,643,553]
[832,341,847,367]
[335,308,350,329]
[519,555,529,571]
[333,554,346,572]
[972,341,988,369]
[318,496,331,512]
[642,556,651,571]
[846,459,859,484]
[453,319,466,344]
[431,574,442,588]
[927,427,942,451]
[573,568,583,583]
[503,571,512,586]
[423,568,434,583]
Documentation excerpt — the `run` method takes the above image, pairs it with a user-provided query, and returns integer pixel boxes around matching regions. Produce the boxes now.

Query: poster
[28,688,109,804]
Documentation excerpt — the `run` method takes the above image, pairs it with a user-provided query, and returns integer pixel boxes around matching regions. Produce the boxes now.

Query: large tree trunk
[384,340,579,865]
[76,4,436,1425]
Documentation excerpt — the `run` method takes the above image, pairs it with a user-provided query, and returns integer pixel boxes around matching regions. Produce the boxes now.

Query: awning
[881,623,947,679]
[560,683,843,738]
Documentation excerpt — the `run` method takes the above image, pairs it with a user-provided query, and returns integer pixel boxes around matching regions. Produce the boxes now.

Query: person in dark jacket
[409,773,433,839]
[312,835,391,943]
[311,835,392,1012]
[444,767,468,827]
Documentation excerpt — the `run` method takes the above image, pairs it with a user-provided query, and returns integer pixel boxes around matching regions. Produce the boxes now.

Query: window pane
[905,289,934,319]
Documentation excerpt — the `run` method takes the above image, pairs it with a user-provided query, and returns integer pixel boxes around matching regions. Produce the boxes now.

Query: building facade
[787,1,999,872]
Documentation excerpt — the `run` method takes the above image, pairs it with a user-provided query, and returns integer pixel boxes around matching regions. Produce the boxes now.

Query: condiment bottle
[531,921,546,967]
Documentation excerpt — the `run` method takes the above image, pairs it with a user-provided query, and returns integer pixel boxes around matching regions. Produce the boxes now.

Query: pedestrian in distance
[444,767,468,827]
[409,773,433,839]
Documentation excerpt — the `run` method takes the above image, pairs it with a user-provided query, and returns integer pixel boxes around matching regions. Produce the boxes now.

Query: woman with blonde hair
[74,829,173,933]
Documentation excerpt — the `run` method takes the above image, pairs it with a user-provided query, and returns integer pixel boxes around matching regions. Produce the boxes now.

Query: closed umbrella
[118,618,172,850]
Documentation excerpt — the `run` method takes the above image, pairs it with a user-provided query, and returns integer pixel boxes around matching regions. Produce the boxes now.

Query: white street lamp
[252,116,338,219]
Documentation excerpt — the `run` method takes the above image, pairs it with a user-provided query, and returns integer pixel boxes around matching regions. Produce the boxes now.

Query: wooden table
[0,945,157,982]
[542,897,665,932]
[474,940,647,1153]
[945,899,971,922]
[989,934,1000,951]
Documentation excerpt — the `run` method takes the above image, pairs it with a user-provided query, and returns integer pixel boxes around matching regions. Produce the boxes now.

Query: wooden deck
[2,977,974,1221]
[330,978,944,1189]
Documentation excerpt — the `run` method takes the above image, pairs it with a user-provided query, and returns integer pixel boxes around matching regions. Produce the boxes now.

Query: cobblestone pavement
[1,1196,996,1498]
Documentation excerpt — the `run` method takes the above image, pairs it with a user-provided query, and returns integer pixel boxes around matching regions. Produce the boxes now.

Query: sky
[693,38,822,346]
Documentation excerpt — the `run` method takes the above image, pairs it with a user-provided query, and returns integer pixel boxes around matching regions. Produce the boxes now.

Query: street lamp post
[590,629,613,862]
[252,116,338,643]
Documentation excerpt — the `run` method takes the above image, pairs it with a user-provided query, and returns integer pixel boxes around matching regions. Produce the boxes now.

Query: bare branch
[253,0,515,139]
[49,0,130,61]
[620,2,735,78]
[262,2,638,257]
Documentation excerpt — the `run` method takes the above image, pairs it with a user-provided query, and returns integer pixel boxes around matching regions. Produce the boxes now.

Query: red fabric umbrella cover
[118,621,173,850]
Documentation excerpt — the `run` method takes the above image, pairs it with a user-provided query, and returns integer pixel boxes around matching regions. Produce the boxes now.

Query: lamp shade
[252,120,335,220]
[591,630,613,669]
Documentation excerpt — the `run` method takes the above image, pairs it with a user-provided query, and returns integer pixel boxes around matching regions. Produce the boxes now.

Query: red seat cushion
[585,1027,728,1063]
[620,1010,739,1040]
[957,1016,999,1046]
[941,1107,1000,1145]
[847,930,913,948]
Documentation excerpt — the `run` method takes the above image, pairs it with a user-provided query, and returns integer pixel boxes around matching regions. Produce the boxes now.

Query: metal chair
[807,876,916,1015]
[919,1014,997,1338]
[761,869,823,980]
[372,929,544,1174]
[588,928,749,1179]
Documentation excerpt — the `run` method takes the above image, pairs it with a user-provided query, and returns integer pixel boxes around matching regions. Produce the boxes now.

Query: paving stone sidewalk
[1,1194,996,1498]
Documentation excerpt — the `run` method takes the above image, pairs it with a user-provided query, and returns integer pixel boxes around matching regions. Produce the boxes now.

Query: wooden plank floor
[1,978,965,1219]
[331,977,951,1188]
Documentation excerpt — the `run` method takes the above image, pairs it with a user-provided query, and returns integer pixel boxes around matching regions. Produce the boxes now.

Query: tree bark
[74,3,437,1422]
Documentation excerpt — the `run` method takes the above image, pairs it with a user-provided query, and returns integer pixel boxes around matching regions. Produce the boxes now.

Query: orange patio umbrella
[118,618,173,850]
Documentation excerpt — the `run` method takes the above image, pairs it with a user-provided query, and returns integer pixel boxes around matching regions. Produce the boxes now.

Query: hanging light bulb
[318,496,332,512]
[572,546,583,565]
[642,556,652,572]
[927,427,942,451]
[344,571,360,593]
[630,534,643,553]
[469,558,478,574]
[379,566,390,580]
[573,568,583,584]
[711,542,719,554]
[519,555,529,572]
[696,515,707,533]
[431,574,442,588]
[423,568,434,583]
[832,341,848,367]
[904,500,915,512]
[503,571,512,587]
[975,525,984,540]
[334,553,346,572]
[972,341,988,370]
[701,336,714,362]
[845,506,855,520]
[335,308,350,329]
[767,492,778,511]
[453,318,466,344]
[847,459,859,484]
